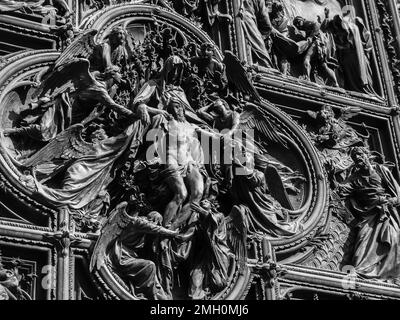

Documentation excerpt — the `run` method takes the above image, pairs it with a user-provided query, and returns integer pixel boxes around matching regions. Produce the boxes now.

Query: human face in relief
[111,29,125,46]
[214,100,228,117]
[319,107,334,122]
[352,149,371,171]
[202,46,214,59]
[170,102,185,121]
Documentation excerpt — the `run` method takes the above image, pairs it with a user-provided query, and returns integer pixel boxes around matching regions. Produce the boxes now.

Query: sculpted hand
[111,72,123,84]
[159,110,172,120]
[137,104,150,125]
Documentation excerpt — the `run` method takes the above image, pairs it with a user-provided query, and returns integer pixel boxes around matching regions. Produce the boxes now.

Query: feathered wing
[264,166,294,210]
[32,58,95,99]
[223,50,261,103]
[32,29,98,99]
[90,202,133,272]
[54,29,98,69]
[225,205,248,273]
[21,123,97,168]
[238,104,288,147]
[340,107,361,121]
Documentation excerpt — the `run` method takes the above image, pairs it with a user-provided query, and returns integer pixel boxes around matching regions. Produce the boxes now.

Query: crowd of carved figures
[305,105,400,285]
[239,0,378,95]
[0,0,399,300]
[2,22,307,299]
[0,0,379,95]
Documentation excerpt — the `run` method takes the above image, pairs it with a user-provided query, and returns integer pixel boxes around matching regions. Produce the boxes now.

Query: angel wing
[54,29,98,69]
[238,103,288,147]
[90,202,133,272]
[32,58,95,100]
[225,205,248,273]
[32,29,98,99]
[21,123,97,168]
[223,50,261,103]
[340,107,361,121]
[264,165,293,210]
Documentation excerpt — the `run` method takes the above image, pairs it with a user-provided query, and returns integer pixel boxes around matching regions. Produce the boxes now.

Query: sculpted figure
[0,258,31,300]
[293,15,339,86]
[198,99,303,201]
[5,28,134,141]
[155,98,206,229]
[307,105,367,184]
[269,2,312,75]
[336,147,400,283]
[280,0,342,23]
[173,0,232,28]
[239,0,274,68]
[239,1,314,74]
[321,9,376,94]
[91,203,181,300]
[187,200,232,300]
[0,0,71,19]
[132,55,206,126]
[231,152,300,237]
[189,43,228,98]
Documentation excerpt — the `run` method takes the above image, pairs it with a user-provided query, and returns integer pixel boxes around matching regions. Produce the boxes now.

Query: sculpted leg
[171,165,204,230]
[163,175,188,227]
[321,62,339,87]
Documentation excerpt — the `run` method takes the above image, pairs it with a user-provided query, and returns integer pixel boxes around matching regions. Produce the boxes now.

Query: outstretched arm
[197,104,215,123]
[133,216,179,237]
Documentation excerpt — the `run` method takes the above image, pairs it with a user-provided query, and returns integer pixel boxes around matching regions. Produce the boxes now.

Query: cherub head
[200,43,215,59]
[318,105,335,122]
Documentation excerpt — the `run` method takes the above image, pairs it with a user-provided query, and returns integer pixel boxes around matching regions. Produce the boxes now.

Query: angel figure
[230,152,301,237]
[198,97,302,207]
[307,104,368,184]
[188,186,248,299]
[4,28,134,142]
[17,111,147,231]
[90,202,182,300]
[154,197,245,300]
[321,9,376,94]
[188,42,228,98]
